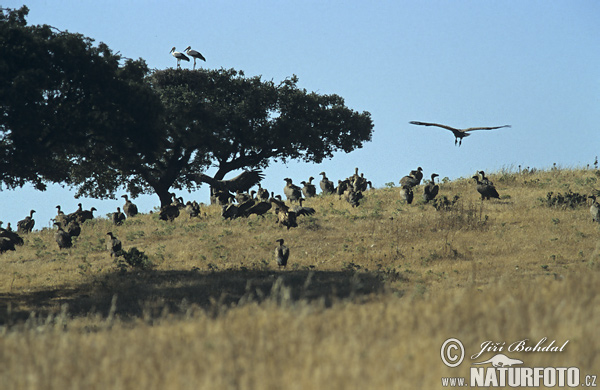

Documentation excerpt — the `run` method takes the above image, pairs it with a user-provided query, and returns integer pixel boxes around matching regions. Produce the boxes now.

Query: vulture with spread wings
[189,169,265,193]
[409,121,510,146]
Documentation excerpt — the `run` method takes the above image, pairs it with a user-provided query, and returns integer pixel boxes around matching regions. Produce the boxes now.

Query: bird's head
[170,47,176,53]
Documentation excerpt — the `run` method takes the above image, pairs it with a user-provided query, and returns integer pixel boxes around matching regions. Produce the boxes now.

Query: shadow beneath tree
[0,268,394,326]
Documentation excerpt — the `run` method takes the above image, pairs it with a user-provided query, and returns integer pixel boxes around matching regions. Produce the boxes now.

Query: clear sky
[2,1,599,229]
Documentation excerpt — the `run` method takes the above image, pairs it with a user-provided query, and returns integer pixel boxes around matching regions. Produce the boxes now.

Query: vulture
[410,121,511,146]
[185,201,201,218]
[400,167,423,188]
[589,195,600,223]
[106,232,122,257]
[283,178,303,203]
[423,173,440,203]
[159,204,180,222]
[0,222,23,252]
[319,172,335,195]
[17,210,36,233]
[478,171,494,186]
[291,198,316,216]
[275,239,290,270]
[122,195,139,217]
[256,184,270,201]
[400,185,414,205]
[269,198,298,229]
[54,222,72,249]
[112,207,126,225]
[190,170,264,194]
[472,175,500,200]
[301,177,317,198]
[344,185,363,207]
[244,200,272,217]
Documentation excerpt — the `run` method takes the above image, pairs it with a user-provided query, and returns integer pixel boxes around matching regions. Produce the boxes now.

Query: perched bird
[0,237,16,253]
[423,173,440,203]
[221,204,240,220]
[170,47,190,69]
[589,195,600,223]
[121,195,138,217]
[319,172,335,195]
[478,171,494,186]
[473,175,500,200]
[256,183,270,201]
[106,232,122,257]
[336,179,351,198]
[301,177,317,198]
[54,222,72,249]
[352,172,370,192]
[77,207,97,224]
[410,121,511,146]
[159,204,180,221]
[66,220,81,238]
[184,46,206,70]
[112,207,126,225]
[211,189,234,205]
[170,193,185,209]
[344,185,363,207]
[235,190,252,204]
[0,221,23,253]
[275,239,290,270]
[400,167,423,188]
[66,203,84,223]
[283,178,303,203]
[17,209,36,233]
[185,201,201,218]
[55,205,68,227]
[400,185,414,204]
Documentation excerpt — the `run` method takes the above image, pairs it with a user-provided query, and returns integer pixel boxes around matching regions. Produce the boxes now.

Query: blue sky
[2,1,599,229]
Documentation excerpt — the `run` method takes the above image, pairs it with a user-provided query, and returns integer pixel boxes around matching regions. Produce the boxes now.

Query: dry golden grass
[1,167,600,389]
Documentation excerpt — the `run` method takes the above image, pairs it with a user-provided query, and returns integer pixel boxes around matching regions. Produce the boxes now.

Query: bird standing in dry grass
[473,175,500,200]
[410,121,511,146]
[106,232,122,257]
[275,239,289,270]
[589,195,600,223]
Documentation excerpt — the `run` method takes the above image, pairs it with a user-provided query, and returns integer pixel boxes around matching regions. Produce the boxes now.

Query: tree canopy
[1,7,374,207]
[0,6,162,192]
[144,68,373,204]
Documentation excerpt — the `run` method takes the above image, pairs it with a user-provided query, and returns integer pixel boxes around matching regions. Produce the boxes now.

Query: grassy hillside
[1,167,599,389]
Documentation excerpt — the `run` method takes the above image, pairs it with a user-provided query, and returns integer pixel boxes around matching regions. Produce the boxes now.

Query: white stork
[184,46,206,70]
[170,47,190,69]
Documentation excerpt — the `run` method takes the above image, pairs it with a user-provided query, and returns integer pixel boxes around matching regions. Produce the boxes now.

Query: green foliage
[114,247,153,271]
[0,6,162,193]
[1,7,373,206]
[541,190,588,209]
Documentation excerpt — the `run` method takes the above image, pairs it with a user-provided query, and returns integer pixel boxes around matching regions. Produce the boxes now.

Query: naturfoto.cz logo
[440,337,597,388]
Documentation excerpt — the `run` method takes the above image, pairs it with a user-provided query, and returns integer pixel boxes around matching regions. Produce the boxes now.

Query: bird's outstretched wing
[409,121,460,132]
[463,125,511,132]
[190,169,264,193]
